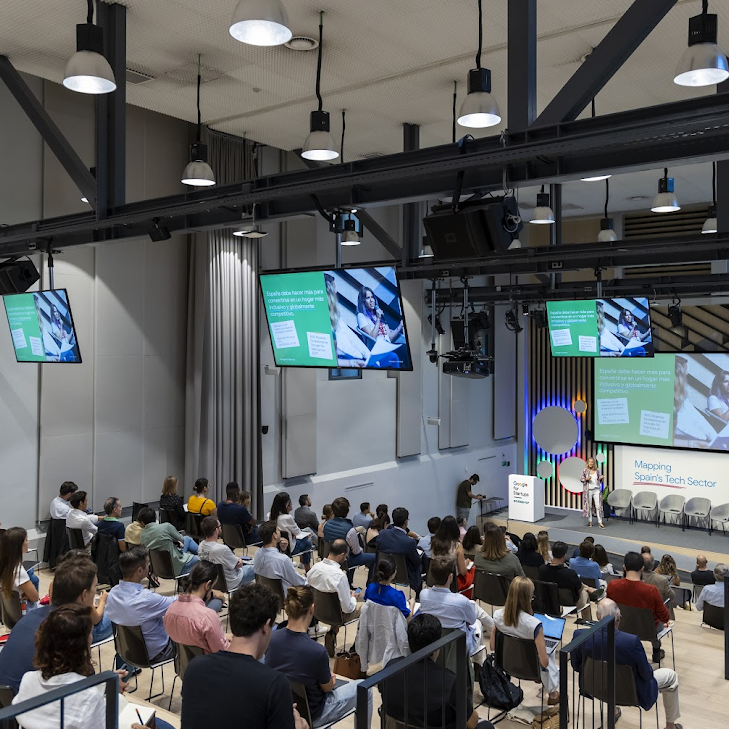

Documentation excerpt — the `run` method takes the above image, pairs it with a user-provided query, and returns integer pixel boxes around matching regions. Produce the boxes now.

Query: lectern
[508,474,545,522]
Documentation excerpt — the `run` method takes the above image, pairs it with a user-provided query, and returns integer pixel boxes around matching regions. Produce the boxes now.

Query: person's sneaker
[308,624,328,639]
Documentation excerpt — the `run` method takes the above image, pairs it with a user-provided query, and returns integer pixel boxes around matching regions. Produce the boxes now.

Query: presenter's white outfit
[580,468,604,527]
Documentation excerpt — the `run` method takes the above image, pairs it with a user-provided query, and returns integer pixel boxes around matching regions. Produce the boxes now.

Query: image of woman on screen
[617,309,651,344]
[356,287,403,343]
[34,297,59,362]
[708,370,729,422]
[596,301,626,357]
[673,356,717,447]
[50,303,76,362]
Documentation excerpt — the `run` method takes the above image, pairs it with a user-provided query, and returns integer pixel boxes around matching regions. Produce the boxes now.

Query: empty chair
[221,523,248,552]
[685,497,712,532]
[159,508,177,526]
[658,495,686,529]
[169,641,204,710]
[631,491,658,527]
[616,603,674,669]
[607,489,633,522]
[472,570,510,614]
[703,602,724,631]
[710,503,729,536]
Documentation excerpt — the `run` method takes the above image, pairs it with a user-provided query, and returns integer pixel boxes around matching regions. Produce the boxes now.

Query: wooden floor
[17,548,729,729]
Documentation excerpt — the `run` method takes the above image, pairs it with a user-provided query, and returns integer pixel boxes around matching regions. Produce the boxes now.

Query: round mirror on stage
[558,456,587,494]
[574,399,587,414]
[536,461,554,479]
[595,452,607,463]
[532,406,579,455]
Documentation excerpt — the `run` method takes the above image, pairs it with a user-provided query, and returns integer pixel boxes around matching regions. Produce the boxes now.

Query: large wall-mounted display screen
[547,297,653,357]
[260,266,412,370]
[594,353,729,451]
[3,289,81,363]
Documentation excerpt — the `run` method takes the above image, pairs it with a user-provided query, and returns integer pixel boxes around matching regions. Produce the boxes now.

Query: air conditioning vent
[624,205,710,239]
[125,68,154,85]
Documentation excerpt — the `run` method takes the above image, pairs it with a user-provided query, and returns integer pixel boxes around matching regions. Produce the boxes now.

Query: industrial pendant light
[229,0,292,46]
[302,13,339,161]
[702,162,718,233]
[530,186,555,224]
[457,0,501,129]
[581,100,611,181]
[597,179,618,242]
[181,55,216,187]
[340,218,361,246]
[233,203,268,238]
[651,168,680,213]
[674,0,729,87]
[419,237,435,258]
[63,0,116,94]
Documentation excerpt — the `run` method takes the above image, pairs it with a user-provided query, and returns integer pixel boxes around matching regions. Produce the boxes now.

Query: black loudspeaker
[423,196,522,260]
[0,259,40,295]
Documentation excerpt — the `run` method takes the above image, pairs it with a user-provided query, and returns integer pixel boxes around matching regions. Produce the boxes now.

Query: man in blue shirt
[217,483,259,545]
[352,503,373,530]
[322,497,375,585]
[569,541,603,586]
[96,496,127,552]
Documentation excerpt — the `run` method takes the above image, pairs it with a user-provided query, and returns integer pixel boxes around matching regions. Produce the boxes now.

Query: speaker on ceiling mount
[0,259,40,295]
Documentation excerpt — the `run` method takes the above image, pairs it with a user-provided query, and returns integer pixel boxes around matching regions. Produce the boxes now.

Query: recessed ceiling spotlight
[284,36,319,51]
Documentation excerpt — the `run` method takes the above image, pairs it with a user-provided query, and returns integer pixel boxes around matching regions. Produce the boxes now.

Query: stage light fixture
[149,219,171,242]
[668,302,687,339]
[521,303,529,316]
[229,0,292,46]
[651,168,680,213]
[674,0,729,87]
[530,186,555,224]
[532,309,548,329]
[181,55,216,187]
[504,305,523,333]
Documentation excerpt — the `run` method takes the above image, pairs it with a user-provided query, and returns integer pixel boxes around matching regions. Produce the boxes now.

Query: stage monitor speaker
[423,196,521,260]
[0,259,40,295]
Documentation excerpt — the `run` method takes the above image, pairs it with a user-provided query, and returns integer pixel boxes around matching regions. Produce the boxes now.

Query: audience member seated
[139,507,198,577]
[641,545,659,570]
[517,532,544,568]
[0,555,99,692]
[457,516,467,541]
[642,553,675,605]
[266,585,372,727]
[66,490,99,546]
[475,522,525,581]
[375,507,422,595]
[571,599,681,729]
[500,526,519,553]
[217,483,259,545]
[606,551,671,663]
[96,496,127,552]
[419,556,493,664]
[105,546,177,663]
[365,554,415,619]
[695,562,727,611]
[321,497,375,580]
[124,515,145,546]
[492,576,559,704]
[163,560,227,654]
[432,515,473,594]
[352,502,373,530]
[382,614,491,729]
[159,476,186,531]
[271,493,314,572]
[418,517,441,559]
[253,520,306,592]
[0,527,40,611]
[307,539,359,656]
[691,554,715,589]
[181,583,307,729]
[572,535,594,559]
[594,544,614,575]
[462,526,483,560]
[294,494,320,533]
[49,481,78,519]
[318,504,333,541]
[569,540,603,585]
[198,515,255,590]
[365,510,390,549]
[656,555,681,587]
[187,477,217,517]
[537,530,552,563]
[539,541,599,620]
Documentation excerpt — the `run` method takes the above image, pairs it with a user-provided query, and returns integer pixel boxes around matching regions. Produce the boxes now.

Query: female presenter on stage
[580,457,605,529]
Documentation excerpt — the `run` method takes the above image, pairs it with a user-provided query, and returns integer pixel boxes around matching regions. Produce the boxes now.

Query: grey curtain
[185,130,262,515]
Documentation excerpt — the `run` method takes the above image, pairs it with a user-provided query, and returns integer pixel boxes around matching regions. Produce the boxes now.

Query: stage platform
[479,506,729,573]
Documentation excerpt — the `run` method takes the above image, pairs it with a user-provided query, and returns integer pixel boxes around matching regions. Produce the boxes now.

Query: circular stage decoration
[532,406,579,455]
[595,452,607,464]
[574,399,587,414]
[558,456,587,494]
[537,461,554,479]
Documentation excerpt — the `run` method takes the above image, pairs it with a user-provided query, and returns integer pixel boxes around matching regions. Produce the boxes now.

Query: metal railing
[0,671,119,729]
[355,631,468,729]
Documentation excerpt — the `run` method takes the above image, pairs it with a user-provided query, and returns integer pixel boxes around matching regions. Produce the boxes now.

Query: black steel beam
[718,80,729,235]
[402,123,420,267]
[534,0,678,126]
[0,55,97,208]
[507,0,537,129]
[356,210,401,259]
[95,1,126,218]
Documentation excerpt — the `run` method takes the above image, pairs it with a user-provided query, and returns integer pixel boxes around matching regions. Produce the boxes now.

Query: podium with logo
[508,474,545,522]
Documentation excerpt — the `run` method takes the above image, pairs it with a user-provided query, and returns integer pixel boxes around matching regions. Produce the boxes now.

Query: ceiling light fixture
[457,0,501,129]
[302,12,339,161]
[651,168,680,213]
[581,99,611,181]
[530,185,555,224]
[181,55,216,187]
[419,236,434,258]
[340,218,361,246]
[233,202,268,238]
[702,161,718,233]
[229,0,292,46]
[674,0,729,87]
[597,179,618,242]
[63,0,117,94]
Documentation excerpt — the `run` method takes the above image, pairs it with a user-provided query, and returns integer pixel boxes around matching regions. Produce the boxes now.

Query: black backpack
[479,652,524,712]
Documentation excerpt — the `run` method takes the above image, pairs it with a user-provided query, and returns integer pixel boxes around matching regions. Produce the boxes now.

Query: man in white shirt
[253,521,306,593]
[65,490,99,546]
[50,481,78,520]
[198,516,254,591]
[696,563,727,611]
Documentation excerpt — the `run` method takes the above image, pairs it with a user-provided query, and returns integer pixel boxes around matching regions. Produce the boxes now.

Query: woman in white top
[356,286,403,343]
[616,309,650,344]
[593,544,615,575]
[708,370,729,422]
[580,457,605,529]
[270,493,313,572]
[491,576,559,703]
[0,527,39,611]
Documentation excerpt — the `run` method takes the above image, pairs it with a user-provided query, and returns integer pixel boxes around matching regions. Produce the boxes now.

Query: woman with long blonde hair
[537,531,552,563]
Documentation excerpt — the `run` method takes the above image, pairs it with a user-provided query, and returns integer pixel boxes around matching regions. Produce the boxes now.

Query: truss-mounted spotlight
[530,186,555,224]
[651,168,680,213]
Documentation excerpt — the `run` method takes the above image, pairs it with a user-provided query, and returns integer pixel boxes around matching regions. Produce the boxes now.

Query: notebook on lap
[534,612,566,653]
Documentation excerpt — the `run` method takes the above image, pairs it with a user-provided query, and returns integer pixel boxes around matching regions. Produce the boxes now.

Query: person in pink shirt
[164,561,228,654]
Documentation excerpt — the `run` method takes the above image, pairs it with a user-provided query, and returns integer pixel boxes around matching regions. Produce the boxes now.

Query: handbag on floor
[333,649,364,679]
[478,653,523,711]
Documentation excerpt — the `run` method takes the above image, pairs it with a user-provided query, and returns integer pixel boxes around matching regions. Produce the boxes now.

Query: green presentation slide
[260,271,338,367]
[4,293,48,362]
[546,300,598,356]
[594,357,675,447]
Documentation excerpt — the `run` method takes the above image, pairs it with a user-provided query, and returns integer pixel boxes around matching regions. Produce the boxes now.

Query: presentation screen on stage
[546,297,653,357]
[260,266,412,370]
[594,353,729,451]
[3,288,81,363]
